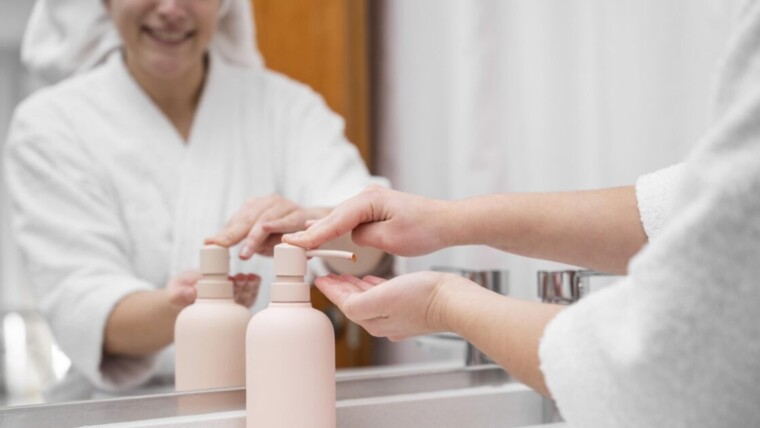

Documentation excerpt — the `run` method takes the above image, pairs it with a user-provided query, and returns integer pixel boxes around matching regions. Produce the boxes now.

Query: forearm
[441,281,563,397]
[103,290,180,357]
[447,187,646,274]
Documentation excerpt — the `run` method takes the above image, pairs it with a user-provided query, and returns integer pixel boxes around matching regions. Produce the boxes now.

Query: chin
[144,56,200,80]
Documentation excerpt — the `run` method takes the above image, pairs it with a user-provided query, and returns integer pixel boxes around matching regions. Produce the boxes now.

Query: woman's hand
[165,270,202,310]
[315,271,562,397]
[164,270,260,309]
[284,186,453,257]
[314,272,471,341]
[205,194,330,259]
[230,273,261,308]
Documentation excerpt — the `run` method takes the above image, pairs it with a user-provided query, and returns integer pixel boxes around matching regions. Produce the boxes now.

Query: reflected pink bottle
[246,243,355,428]
[175,245,251,391]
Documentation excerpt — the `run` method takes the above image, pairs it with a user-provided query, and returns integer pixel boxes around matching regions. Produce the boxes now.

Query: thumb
[352,222,390,252]
[168,286,196,308]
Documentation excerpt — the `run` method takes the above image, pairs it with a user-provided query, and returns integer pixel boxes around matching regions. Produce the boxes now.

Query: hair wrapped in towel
[21,0,263,83]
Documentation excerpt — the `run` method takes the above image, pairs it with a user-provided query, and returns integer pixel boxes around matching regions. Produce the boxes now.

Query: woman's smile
[142,25,196,48]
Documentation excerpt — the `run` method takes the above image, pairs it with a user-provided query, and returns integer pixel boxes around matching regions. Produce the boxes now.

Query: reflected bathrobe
[4,51,383,398]
[540,1,760,426]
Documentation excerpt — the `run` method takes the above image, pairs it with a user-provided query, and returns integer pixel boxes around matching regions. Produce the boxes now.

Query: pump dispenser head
[197,245,233,298]
[271,243,355,303]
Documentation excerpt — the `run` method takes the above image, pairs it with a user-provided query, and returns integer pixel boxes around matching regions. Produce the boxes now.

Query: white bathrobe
[540,1,760,426]
[4,50,384,399]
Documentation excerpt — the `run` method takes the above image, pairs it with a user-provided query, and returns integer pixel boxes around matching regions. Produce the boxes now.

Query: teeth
[150,30,188,43]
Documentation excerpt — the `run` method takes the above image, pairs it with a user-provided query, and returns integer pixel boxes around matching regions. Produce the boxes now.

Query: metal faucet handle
[431,267,510,366]
[536,270,611,304]
[431,267,510,295]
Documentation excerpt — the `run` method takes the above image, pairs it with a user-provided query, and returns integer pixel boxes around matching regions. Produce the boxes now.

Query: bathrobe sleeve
[634,163,684,240]
[538,5,760,425]
[271,75,389,207]
[4,97,158,392]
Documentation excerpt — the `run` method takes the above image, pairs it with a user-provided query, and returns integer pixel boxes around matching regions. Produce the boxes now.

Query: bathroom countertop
[1,363,559,427]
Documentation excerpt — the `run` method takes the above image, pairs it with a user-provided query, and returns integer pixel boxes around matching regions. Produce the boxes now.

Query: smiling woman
[4,0,387,402]
[110,0,219,76]
[106,0,220,140]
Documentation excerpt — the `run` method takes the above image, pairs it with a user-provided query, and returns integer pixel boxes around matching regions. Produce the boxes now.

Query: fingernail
[283,232,300,242]
[240,245,253,258]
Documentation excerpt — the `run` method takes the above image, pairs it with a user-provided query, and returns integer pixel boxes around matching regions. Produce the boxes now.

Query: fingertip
[181,271,202,285]
[239,244,253,259]
[282,231,306,244]
[362,275,387,285]
[205,235,228,247]
[183,288,196,304]
[315,274,338,286]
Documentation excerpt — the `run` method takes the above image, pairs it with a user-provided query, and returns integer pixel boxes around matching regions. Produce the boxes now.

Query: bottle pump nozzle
[197,245,233,298]
[271,243,355,302]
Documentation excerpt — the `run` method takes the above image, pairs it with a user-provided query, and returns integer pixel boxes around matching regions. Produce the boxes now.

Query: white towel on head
[21,0,263,83]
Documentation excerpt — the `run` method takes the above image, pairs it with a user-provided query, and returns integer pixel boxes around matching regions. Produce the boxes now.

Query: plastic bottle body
[246,301,336,428]
[175,298,251,391]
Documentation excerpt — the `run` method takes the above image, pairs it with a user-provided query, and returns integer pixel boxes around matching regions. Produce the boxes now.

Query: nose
[155,0,186,21]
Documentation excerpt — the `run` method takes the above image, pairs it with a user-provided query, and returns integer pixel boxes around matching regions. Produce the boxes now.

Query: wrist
[450,193,524,249]
[431,273,476,333]
[438,199,466,247]
[435,275,492,336]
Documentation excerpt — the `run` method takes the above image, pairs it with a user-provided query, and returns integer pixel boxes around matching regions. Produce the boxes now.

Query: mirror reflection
[0,0,734,417]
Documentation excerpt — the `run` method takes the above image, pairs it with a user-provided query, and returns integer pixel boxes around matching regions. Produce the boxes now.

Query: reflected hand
[165,270,260,310]
[230,273,261,308]
[165,270,202,309]
[205,194,330,258]
[314,272,467,341]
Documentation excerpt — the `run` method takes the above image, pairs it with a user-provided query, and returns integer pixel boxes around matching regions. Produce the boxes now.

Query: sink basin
[0,363,559,428]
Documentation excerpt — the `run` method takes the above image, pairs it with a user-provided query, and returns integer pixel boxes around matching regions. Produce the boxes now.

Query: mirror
[0,0,731,411]
[0,0,422,409]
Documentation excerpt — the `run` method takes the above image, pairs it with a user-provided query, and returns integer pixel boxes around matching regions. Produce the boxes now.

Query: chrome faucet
[432,268,509,366]
[536,270,612,304]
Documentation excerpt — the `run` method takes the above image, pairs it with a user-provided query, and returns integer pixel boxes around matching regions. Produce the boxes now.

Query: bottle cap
[274,243,356,276]
[197,245,233,299]
[200,245,230,275]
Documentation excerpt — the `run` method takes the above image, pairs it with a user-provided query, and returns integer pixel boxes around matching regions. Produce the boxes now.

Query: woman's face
[106,0,220,80]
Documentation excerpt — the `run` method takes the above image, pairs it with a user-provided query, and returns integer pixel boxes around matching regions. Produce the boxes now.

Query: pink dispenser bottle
[246,243,355,428]
[175,245,251,391]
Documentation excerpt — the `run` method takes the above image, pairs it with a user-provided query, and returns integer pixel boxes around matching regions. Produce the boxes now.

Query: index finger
[205,199,273,247]
[283,189,383,249]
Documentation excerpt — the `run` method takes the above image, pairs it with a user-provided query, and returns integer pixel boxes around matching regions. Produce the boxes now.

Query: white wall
[374,0,735,300]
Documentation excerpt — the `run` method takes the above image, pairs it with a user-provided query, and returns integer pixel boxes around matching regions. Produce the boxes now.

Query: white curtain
[375,0,734,300]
